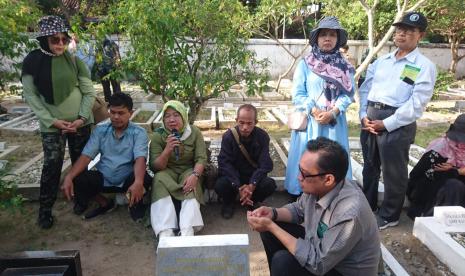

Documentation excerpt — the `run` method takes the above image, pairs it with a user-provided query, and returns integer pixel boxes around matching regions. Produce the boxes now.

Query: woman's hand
[434,162,454,172]
[163,134,181,154]
[182,174,198,194]
[52,119,75,133]
[63,118,84,134]
[315,111,333,125]
[458,167,465,176]
[311,107,322,117]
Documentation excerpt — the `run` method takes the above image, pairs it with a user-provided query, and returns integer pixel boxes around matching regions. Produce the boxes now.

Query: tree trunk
[275,44,310,92]
[450,36,459,74]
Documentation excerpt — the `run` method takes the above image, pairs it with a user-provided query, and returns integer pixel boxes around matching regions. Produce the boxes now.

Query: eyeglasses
[298,166,328,179]
[49,36,70,45]
[394,27,418,36]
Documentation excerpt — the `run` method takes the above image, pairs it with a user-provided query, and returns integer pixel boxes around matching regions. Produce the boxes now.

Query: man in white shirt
[359,11,437,229]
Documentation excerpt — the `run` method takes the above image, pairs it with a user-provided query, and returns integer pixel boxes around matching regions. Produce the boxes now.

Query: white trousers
[150,196,204,236]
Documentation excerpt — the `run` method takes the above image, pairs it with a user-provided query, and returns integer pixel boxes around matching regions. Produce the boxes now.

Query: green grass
[414,125,449,148]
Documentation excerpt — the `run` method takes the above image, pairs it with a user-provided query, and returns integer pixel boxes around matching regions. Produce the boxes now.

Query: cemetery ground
[0,84,463,275]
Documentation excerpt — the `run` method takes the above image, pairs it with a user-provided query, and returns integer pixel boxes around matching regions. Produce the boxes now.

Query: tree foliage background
[423,0,465,74]
[92,0,269,122]
[0,0,41,93]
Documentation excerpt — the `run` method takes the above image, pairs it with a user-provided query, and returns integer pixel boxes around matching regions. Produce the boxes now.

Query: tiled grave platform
[130,108,160,132]
[413,206,465,276]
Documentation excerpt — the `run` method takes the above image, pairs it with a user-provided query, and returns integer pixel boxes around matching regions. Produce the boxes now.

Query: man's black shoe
[73,203,87,215]
[83,199,116,220]
[129,203,148,222]
[38,212,54,229]
[221,204,234,219]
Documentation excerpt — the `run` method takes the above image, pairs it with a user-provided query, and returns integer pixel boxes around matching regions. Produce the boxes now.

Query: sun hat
[392,11,427,32]
[309,16,348,48]
[36,15,69,38]
[446,114,465,143]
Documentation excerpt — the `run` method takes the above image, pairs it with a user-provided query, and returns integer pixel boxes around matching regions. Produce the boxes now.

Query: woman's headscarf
[305,16,355,106]
[426,115,465,168]
[21,16,78,105]
[162,100,192,141]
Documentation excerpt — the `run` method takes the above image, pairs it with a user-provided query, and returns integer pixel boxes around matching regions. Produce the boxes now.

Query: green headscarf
[162,100,188,134]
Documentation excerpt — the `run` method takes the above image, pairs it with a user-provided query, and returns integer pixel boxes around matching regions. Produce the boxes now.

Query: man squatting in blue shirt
[359,12,437,229]
[62,93,152,221]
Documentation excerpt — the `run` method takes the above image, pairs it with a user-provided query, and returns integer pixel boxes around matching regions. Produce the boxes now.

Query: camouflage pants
[39,126,91,216]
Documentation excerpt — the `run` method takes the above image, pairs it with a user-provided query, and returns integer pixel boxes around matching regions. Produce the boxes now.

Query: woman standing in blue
[285,17,355,200]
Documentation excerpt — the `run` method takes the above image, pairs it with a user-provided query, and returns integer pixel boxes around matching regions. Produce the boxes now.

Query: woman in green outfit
[150,100,207,237]
[21,16,96,229]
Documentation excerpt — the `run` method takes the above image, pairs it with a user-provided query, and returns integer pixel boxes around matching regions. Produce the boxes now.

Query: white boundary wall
[3,36,465,80]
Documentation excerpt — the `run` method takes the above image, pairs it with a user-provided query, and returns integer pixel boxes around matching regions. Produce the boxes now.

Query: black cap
[392,12,427,32]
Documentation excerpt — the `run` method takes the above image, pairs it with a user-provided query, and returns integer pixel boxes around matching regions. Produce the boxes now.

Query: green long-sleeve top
[22,56,96,133]
[150,125,207,202]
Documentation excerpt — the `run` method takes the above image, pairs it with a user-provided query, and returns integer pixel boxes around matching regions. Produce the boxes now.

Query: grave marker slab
[0,250,82,276]
[10,106,31,114]
[157,234,249,276]
[413,210,465,276]
[434,206,465,227]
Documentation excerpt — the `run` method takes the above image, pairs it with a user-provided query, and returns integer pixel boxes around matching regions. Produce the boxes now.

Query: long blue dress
[285,59,354,195]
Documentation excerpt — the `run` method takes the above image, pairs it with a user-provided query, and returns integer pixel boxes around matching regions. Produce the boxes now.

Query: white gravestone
[157,234,249,276]
[434,206,465,227]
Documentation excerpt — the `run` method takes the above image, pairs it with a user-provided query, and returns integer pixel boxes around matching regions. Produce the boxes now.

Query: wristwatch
[78,116,87,124]
[191,170,201,178]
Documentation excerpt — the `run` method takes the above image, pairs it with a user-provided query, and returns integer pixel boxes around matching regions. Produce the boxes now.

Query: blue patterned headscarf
[305,16,355,107]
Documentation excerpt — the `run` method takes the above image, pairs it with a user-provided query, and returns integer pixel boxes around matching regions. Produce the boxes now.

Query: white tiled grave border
[217,107,279,129]
[2,116,40,134]
[130,108,161,132]
[0,112,35,129]
[194,107,216,130]
[7,150,72,200]
[413,207,465,276]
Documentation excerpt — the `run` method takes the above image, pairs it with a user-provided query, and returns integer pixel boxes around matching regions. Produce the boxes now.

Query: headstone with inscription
[157,234,249,276]
[434,206,465,227]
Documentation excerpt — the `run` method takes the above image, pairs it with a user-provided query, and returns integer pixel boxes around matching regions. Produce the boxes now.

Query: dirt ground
[1,96,463,275]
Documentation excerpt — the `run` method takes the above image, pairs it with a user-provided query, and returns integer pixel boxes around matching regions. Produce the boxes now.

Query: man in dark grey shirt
[248,137,380,275]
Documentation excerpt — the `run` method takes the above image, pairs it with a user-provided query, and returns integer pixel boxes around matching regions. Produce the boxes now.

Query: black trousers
[39,126,91,216]
[214,175,276,205]
[260,222,342,276]
[73,170,152,210]
[101,78,121,102]
[361,106,416,221]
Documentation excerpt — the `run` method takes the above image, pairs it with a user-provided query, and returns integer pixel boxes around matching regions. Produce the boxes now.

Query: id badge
[400,64,420,85]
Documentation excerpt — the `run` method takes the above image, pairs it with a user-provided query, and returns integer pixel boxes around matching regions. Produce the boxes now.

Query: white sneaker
[158,229,174,238]
[180,227,194,236]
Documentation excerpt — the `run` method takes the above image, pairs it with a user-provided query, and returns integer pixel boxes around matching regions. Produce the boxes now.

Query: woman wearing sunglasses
[21,16,96,229]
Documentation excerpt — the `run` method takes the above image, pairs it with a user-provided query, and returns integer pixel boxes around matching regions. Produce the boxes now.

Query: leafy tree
[324,0,397,42]
[247,0,319,91]
[424,0,465,75]
[93,0,269,122]
[0,0,41,93]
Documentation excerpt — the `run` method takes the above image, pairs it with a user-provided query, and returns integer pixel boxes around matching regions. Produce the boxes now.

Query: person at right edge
[359,11,437,230]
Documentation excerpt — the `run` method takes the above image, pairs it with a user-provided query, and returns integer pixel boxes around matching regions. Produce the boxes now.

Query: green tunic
[150,125,207,203]
[22,55,95,132]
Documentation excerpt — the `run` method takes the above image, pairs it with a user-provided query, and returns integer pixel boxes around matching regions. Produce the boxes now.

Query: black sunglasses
[299,166,328,179]
[49,36,70,45]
